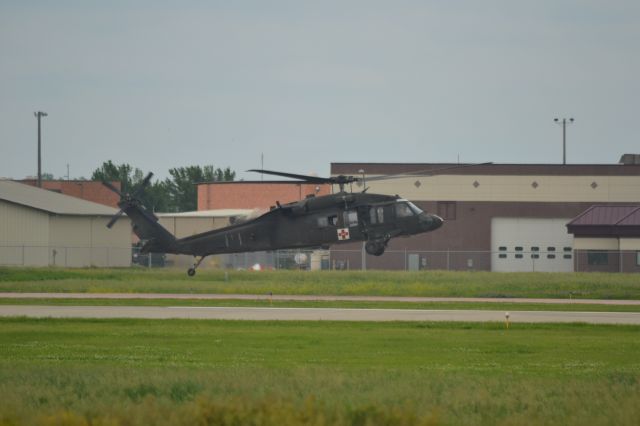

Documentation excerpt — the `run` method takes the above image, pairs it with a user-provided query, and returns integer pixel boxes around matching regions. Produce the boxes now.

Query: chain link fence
[1,245,639,272]
[0,245,132,267]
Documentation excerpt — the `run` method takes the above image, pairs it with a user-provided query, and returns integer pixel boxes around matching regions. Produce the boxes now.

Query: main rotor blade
[364,162,493,182]
[247,169,330,184]
[106,209,124,229]
[102,180,123,197]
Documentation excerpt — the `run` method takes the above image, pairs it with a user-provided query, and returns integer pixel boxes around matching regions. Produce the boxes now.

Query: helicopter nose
[420,213,444,231]
[431,214,444,230]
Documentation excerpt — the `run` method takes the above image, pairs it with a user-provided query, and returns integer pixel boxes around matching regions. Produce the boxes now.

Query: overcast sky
[1,1,639,181]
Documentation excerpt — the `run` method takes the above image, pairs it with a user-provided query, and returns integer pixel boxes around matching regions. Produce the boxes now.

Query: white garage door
[491,218,574,272]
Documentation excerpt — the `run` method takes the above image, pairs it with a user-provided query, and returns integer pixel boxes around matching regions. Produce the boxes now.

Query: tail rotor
[102,172,154,229]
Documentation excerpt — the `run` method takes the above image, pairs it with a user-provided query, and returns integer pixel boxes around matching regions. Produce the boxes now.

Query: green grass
[3,297,640,312]
[1,318,640,425]
[2,267,640,299]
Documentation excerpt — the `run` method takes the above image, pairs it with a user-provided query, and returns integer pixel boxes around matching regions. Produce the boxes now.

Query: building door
[491,218,574,272]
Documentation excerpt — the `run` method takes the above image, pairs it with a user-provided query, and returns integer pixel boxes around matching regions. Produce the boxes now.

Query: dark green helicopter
[103,168,457,276]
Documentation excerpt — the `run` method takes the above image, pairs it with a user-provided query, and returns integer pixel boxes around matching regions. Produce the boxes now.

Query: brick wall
[198,182,332,210]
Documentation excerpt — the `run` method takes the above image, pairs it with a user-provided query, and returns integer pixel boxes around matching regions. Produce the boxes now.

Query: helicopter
[102,166,485,276]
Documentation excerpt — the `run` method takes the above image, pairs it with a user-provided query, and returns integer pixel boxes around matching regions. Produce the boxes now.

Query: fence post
[619,250,623,273]
[404,248,407,271]
[446,249,450,271]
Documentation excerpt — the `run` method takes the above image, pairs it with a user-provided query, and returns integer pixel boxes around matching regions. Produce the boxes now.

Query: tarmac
[2,305,640,324]
[1,292,640,305]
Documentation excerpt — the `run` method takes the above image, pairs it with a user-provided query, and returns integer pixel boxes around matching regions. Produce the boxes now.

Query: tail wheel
[187,268,196,277]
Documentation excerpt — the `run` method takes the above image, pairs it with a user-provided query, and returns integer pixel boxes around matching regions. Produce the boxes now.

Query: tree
[91,161,170,212]
[91,161,135,193]
[91,161,235,212]
[166,165,235,212]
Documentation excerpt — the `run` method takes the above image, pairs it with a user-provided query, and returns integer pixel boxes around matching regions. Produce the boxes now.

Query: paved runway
[1,305,640,324]
[1,293,639,305]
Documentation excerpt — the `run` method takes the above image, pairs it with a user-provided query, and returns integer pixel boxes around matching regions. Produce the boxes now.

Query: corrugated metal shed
[0,180,117,216]
[568,205,640,226]
[567,205,640,239]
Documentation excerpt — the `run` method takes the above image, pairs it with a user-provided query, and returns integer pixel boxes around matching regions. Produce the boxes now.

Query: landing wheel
[187,267,196,277]
[365,241,386,256]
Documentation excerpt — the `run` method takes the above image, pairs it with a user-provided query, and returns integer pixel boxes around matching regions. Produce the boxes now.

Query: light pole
[554,117,574,165]
[34,111,48,187]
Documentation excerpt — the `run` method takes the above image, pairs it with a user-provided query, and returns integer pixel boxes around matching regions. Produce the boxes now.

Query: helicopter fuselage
[158,191,443,257]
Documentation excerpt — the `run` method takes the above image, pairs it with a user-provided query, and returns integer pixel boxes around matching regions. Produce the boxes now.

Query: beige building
[332,159,640,271]
[0,180,131,267]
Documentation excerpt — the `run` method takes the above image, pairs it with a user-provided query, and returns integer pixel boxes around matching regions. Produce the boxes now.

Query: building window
[547,247,556,252]
[515,246,523,251]
[437,202,456,220]
[547,254,556,259]
[563,247,572,252]
[531,254,540,259]
[531,246,539,252]
[587,251,609,265]
[515,254,523,259]
[499,254,507,259]
[499,246,507,251]
[563,254,572,259]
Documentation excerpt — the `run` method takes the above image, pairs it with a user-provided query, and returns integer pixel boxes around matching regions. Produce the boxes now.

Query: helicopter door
[343,210,358,228]
[369,206,385,225]
[342,209,362,240]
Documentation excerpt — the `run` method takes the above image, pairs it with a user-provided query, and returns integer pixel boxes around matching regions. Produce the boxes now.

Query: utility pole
[554,117,574,165]
[34,111,48,187]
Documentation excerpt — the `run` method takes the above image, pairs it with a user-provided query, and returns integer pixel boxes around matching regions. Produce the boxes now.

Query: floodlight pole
[34,111,48,187]
[554,117,574,165]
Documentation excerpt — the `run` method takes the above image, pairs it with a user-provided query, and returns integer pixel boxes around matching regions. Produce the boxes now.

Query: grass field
[2,267,639,424]
[1,318,640,425]
[3,297,640,312]
[2,267,640,299]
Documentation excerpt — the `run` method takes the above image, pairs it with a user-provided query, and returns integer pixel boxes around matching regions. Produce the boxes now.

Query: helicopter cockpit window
[370,206,384,224]
[395,202,415,218]
[319,215,338,227]
[344,210,358,227]
[407,202,423,215]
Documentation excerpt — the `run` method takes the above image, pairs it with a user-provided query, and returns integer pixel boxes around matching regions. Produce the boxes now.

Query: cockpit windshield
[395,202,415,218]
[407,202,423,215]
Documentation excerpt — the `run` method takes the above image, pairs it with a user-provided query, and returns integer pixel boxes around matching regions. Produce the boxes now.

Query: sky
[1,1,639,181]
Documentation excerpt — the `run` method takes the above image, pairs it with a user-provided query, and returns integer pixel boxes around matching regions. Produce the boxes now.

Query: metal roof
[332,162,640,176]
[567,205,640,227]
[0,180,119,216]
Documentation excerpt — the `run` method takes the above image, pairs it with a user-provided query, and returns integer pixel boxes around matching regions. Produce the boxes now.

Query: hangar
[567,205,640,273]
[0,180,131,267]
[330,158,640,272]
